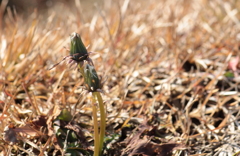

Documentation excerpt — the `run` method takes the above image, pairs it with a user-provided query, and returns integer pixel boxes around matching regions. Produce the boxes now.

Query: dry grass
[1,0,240,155]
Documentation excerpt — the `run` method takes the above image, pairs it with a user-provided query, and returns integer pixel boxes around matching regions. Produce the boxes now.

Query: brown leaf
[122,120,185,156]
[123,137,185,156]
[133,142,184,156]
[3,124,18,144]
[14,124,43,138]
[32,115,48,128]
[46,105,62,136]
[3,122,45,144]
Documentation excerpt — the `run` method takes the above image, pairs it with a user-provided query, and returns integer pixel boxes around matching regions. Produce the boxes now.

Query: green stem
[93,92,106,156]
[78,64,100,156]
[92,96,100,156]
[78,64,84,76]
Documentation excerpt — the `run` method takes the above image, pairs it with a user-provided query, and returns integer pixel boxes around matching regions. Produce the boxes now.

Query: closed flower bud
[49,32,93,70]
[84,64,102,92]
[70,32,89,62]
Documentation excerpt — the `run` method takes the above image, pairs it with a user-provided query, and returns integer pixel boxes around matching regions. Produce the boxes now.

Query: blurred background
[1,0,105,18]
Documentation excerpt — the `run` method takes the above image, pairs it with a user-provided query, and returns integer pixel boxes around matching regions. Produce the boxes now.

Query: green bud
[84,64,101,92]
[70,32,88,62]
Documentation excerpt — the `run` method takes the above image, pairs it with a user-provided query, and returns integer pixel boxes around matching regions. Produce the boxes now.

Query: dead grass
[1,0,240,155]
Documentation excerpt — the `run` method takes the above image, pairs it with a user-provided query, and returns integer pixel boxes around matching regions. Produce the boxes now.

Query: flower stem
[92,95,100,156]
[93,92,106,155]
[78,64,84,76]
[79,64,100,156]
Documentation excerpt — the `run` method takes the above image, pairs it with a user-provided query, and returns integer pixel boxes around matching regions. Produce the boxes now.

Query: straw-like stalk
[93,92,106,155]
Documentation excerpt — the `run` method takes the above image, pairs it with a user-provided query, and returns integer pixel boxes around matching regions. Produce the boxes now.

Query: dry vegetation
[1,0,240,155]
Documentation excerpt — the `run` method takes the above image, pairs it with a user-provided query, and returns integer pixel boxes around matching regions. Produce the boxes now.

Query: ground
[0,0,240,155]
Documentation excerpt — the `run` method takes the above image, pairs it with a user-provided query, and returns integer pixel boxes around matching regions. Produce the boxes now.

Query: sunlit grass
[1,0,240,155]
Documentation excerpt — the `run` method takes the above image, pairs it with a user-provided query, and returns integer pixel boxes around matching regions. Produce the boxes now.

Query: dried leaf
[4,125,18,144]
[47,105,62,136]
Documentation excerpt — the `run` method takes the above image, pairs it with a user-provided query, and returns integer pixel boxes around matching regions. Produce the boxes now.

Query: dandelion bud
[84,64,102,92]
[70,32,89,62]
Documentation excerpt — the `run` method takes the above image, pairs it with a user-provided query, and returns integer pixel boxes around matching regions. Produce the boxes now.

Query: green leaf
[58,109,72,122]
[224,71,234,78]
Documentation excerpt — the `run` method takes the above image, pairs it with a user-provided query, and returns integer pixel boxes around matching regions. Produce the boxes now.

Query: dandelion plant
[83,64,106,156]
[50,32,106,156]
